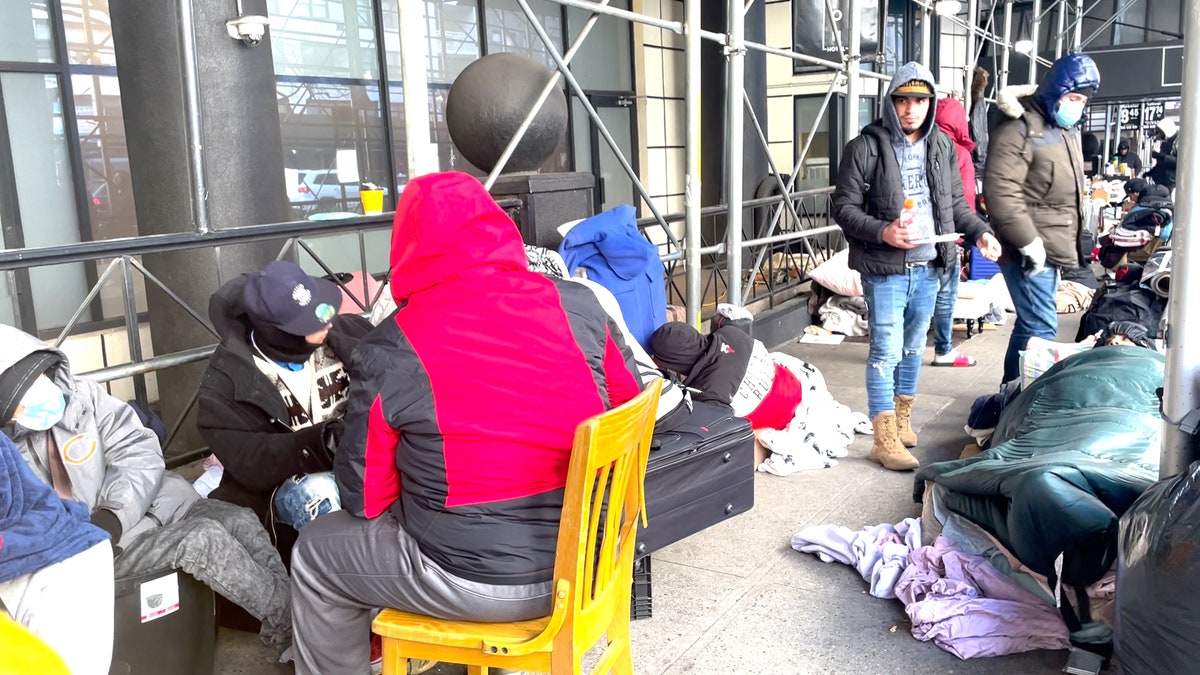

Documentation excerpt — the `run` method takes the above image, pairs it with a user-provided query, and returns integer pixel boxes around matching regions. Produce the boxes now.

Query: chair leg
[380,638,407,675]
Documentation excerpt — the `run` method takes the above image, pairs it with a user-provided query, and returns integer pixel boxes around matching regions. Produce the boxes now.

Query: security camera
[226,15,269,47]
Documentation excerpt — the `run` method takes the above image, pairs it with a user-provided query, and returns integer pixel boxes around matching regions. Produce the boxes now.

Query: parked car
[302,170,389,206]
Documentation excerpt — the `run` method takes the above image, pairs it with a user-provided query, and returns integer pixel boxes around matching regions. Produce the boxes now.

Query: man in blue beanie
[984,52,1100,384]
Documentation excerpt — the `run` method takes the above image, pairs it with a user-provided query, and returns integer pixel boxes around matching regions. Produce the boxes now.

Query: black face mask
[252,325,321,364]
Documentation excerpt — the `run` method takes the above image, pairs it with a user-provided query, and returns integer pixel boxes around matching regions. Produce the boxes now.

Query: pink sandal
[932,351,977,367]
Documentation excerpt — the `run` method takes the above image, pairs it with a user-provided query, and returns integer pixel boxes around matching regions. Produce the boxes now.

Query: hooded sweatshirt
[559,204,667,349]
[0,325,197,549]
[831,62,990,277]
[881,62,940,263]
[335,171,641,585]
[935,97,978,213]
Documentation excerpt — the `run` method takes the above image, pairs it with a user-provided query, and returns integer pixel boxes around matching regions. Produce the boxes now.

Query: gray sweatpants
[291,510,552,675]
[114,498,292,650]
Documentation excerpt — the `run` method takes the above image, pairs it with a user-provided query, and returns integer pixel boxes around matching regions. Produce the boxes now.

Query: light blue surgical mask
[14,375,66,431]
[1055,99,1086,128]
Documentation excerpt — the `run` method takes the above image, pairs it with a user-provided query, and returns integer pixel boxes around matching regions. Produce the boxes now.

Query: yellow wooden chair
[0,614,69,675]
[372,379,662,675]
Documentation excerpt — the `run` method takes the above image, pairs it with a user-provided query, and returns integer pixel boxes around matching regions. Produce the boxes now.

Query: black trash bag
[1075,283,1166,341]
[1115,460,1200,674]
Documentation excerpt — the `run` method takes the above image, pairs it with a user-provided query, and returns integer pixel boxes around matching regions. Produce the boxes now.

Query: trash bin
[109,568,215,675]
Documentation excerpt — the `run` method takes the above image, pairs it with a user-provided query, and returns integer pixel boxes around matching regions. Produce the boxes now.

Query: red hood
[935,97,976,154]
[388,172,528,303]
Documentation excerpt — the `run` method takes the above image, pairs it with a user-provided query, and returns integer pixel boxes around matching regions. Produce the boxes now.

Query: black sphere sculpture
[446,53,568,174]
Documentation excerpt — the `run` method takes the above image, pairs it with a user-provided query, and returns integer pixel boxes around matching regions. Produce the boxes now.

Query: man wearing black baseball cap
[198,260,372,563]
[832,61,999,471]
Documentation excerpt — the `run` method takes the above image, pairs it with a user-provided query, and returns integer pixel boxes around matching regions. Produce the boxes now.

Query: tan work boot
[869,412,920,471]
[894,395,918,448]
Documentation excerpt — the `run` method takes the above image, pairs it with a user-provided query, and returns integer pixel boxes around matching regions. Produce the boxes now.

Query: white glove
[1018,236,1047,276]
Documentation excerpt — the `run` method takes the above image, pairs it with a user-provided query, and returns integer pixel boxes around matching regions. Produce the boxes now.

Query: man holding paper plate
[832,61,1001,472]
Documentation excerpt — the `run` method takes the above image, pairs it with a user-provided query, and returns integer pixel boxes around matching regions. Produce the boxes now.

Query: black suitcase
[635,399,756,557]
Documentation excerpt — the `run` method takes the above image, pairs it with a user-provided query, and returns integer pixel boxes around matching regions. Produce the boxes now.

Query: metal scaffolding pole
[845,0,862,146]
[725,0,746,306]
[1159,0,1200,477]
[1074,0,1084,50]
[920,5,932,68]
[965,0,979,105]
[685,0,702,326]
[398,0,437,177]
[1029,0,1041,81]
[484,0,611,189]
[518,0,681,250]
[999,0,1013,88]
[1054,0,1067,57]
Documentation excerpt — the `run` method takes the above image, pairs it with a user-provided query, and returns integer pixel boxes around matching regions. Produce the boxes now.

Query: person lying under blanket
[914,336,1164,657]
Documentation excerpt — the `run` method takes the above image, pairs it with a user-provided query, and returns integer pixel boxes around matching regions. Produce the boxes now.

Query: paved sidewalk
[214,316,1080,674]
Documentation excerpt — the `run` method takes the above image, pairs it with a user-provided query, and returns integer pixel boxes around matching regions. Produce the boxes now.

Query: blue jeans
[933,262,960,357]
[862,265,941,418]
[273,471,341,532]
[1000,262,1060,384]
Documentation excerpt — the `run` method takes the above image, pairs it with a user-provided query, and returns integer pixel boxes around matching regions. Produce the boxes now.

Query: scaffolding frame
[438,0,1199,474]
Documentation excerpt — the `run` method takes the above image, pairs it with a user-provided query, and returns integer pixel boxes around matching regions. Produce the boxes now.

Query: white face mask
[13,375,66,431]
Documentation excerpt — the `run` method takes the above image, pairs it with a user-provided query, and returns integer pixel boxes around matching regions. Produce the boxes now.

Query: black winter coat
[832,121,991,277]
[197,276,372,527]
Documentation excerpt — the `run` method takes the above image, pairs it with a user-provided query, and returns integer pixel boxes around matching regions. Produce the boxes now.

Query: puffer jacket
[984,53,1099,268]
[197,277,371,524]
[0,325,197,550]
[833,63,990,277]
[984,85,1088,268]
[336,171,641,586]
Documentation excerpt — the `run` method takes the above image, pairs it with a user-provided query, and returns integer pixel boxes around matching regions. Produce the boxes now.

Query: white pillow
[1019,336,1092,388]
[808,249,863,297]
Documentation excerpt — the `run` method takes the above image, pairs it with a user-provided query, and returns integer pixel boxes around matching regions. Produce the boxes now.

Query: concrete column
[1159,0,1200,477]
[111,0,286,456]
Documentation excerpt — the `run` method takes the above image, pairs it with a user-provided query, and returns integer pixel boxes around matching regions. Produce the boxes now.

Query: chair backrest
[552,379,661,640]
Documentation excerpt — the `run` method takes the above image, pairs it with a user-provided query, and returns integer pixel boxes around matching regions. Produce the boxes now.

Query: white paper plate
[908,233,962,244]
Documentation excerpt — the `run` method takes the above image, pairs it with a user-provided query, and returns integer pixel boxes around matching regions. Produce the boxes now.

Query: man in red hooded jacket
[930,96,980,368]
[288,172,642,674]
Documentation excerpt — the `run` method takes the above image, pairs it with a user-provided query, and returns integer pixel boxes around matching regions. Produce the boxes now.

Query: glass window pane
[1147,0,1182,42]
[1,73,92,329]
[1114,0,1146,45]
[383,1,481,85]
[428,87,485,175]
[386,0,480,84]
[0,0,55,63]
[485,0,564,73]
[594,106,635,211]
[566,0,631,92]
[795,95,832,191]
[571,98,591,175]
[278,81,391,219]
[268,0,380,79]
[62,0,116,66]
[424,0,481,84]
[73,74,137,240]
[859,96,875,132]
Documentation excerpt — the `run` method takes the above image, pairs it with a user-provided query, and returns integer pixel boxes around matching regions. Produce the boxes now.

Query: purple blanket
[895,535,1069,659]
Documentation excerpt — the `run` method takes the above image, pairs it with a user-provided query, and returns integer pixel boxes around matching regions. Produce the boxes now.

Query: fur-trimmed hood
[971,67,990,104]
[996,85,1039,119]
